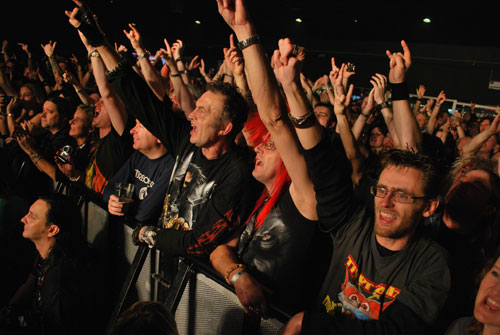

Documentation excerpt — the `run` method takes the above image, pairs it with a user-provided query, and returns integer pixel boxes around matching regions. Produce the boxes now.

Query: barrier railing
[58,181,290,334]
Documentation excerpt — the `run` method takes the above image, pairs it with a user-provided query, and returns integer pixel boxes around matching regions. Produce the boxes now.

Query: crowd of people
[0,0,499,334]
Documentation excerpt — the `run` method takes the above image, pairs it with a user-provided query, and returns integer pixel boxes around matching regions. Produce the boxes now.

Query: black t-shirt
[238,187,323,314]
[108,65,258,257]
[300,136,451,335]
[85,125,133,195]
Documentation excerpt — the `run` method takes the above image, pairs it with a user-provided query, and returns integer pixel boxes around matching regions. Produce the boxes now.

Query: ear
[47,224,60,238]
[422,198,440,218]
[218,122,233,136]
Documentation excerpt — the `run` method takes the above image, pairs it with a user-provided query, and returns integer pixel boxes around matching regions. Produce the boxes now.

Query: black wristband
[390,82,409,101]
[75,4,105,47]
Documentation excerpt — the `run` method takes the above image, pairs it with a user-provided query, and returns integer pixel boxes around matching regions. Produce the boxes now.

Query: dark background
[2,1,500,106]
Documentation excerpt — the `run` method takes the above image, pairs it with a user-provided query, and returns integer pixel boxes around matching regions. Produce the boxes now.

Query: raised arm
[77,30,128,136]
[330,63,364,186]
[386,40,421,152]
[160,38,196,116]
[371,73,400,147]
[123,24,168,102]
[218,0,317,219]
[462,113,500,158]
[412,84,426,116]
[426,90,446,135]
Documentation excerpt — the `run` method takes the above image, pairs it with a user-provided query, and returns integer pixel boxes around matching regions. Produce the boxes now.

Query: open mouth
[485,297,500,311]
[378,209,397,224]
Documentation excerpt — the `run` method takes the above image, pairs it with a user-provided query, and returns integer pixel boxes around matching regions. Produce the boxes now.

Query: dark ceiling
[2,1,499,62]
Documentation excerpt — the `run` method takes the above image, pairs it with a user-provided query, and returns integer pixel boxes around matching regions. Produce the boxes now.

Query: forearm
[351,113,368,140]
[392,99,421,151]
[170,74,196,117]
[234,24,283,126]
[210,243,242,283]
[47,56,64,84]
[412,99,421,116]
[32,156,57,181]
[135,49,167,101]
[380,107,400,147]
[234,72,250,97]
[462,130,493,157]
[91,53,128,135]
[427,105,441,134]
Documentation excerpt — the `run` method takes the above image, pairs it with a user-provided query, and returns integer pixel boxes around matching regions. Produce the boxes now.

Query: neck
[201,140,230,160]
[142,145,167,160]
[484,325,500,335]
[76,136,87,147]
[375,234,411,252]
[34,238,55,259]
[48,127,61,135]
[99,126,111,139]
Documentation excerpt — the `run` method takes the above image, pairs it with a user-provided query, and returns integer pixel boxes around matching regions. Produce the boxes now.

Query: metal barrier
[60,181,290,334]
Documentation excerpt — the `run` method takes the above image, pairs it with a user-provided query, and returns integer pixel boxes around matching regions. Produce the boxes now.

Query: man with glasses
[277,39,450,334]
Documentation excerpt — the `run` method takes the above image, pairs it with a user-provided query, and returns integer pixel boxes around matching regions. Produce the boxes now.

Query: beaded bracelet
[225,263,244,285]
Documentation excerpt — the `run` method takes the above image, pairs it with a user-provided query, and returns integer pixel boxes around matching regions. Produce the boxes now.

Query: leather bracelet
[288,109,316,129]
[174,58,183,63]
[237,35,260,51]
[230,270,247,286]
[169,72,181,78]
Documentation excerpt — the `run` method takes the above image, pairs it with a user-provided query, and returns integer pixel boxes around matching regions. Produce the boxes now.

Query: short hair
[379,149,439,198]
[77,104,95,128]
[205,81,248,140]
[38,194,84,255]
[109,301,179,335]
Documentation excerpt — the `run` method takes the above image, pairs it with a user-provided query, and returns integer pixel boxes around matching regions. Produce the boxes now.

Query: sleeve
[301,299,433,335]
[153,166,258,257]
[302,134,360,233]
[107,63,191,156]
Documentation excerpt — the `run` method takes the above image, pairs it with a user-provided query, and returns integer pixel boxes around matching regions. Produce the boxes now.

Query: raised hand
[331,63,354,115]
[272,38,302,88]
[216,0,252,34]
[386,40,412,84]
[159,38,175,68]
[171,39,184,61]
[186,55,200,71]
[123,23,144,51]
[416,84,426,99]
[18,42,30,55]
[224,34,244,76]
[436,90,447,106]
[370,73,388,105]
[40,41,57,57]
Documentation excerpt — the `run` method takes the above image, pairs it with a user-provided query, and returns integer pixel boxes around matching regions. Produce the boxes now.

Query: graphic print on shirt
[322,255,401,320]
[238,206,292,278]
[162,151,216,231]
[134,168,155,200]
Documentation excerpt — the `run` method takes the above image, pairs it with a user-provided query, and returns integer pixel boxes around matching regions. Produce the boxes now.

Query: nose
[380,191,395,208]
[254,142,264,153]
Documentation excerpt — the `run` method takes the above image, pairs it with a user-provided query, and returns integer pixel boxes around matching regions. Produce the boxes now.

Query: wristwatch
[377,101,390,111]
